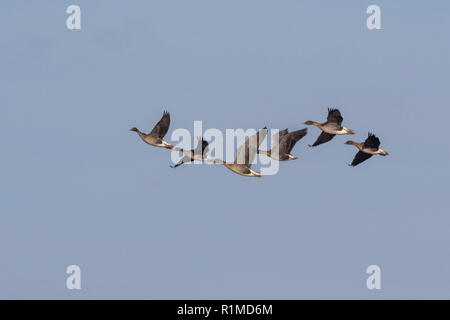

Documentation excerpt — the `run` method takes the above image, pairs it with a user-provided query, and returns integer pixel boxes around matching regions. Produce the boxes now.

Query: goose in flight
[130,111,173,149]
[258,128,307,161]
[213,127,267,177]
[305,108,355,147]
[345,132,388,166]
[170,137,210,168]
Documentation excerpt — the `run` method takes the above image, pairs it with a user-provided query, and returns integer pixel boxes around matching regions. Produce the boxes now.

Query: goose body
[171,137,210,168]
[258,128,307,161]
[130,111,173,149]
[305,108,355,147]
[346,132,388,166]
[213,127,267,177]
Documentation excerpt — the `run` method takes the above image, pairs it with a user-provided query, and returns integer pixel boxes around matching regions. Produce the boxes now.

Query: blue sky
[1,0,449,299]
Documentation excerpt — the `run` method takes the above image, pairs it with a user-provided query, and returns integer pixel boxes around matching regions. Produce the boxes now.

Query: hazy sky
[1,0,449,299]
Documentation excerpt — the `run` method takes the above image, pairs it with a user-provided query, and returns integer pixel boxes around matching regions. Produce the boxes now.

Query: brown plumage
[305,108,355,147]
[130,111,173,149]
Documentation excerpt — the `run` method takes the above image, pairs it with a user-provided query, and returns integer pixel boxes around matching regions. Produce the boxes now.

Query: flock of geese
[130,108,389,177]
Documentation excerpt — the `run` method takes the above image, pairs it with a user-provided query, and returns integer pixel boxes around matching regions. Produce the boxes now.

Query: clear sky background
[1,0,449,299]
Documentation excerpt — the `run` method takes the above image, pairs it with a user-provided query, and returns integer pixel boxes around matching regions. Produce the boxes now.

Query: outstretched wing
[272,128,289,148]
[201,138,209,155]
[194,137,209,156]
[363,132,381,149]
[279,128,307,153]
[236,127,268,167]
[327,108,343,125]
[170,155,191,168]
[150,111,170,138]
[350,151,373,166]
[310,131,335,147]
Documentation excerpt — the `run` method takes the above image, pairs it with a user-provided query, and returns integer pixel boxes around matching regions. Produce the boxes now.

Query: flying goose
[130,111,173,149]
[258,128,307,161]
[170,137,210,168]
[345,132,388,166]
[213,127,268,177]
[305,108,355,147]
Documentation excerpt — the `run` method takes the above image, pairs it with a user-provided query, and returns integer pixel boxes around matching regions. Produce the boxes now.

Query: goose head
[343,127,355,135]
[258,149,271,157]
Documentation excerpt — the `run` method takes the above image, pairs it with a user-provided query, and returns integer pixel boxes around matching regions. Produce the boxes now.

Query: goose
[213,127,267,177]
[305,108,355,147]
[130,111,173,149]
[345,132,389,166]
[258,128,307,161]
[170,137,210,168]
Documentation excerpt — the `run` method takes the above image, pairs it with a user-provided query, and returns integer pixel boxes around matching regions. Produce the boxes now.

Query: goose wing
[194,137,209,156]
[272,129,288,147]
[363,132,381,149]
[270,128,288,155]
[170,155,192,168]
[236,127,267,167]
[201,138,209,155]
[350,151,373,166]
[150,111,170,138]
[310,131,335,147]
[327,108,343,125]
[279,128,307,153]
